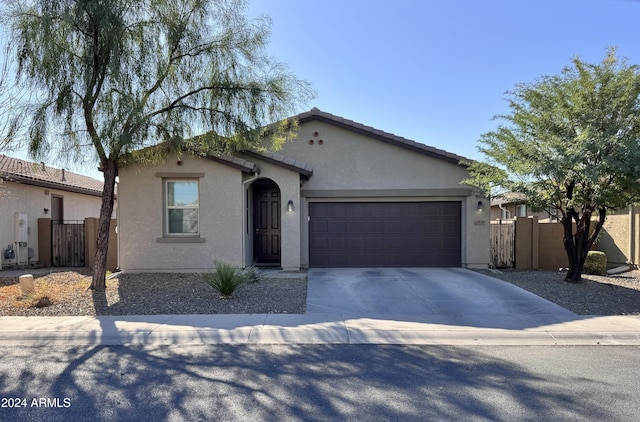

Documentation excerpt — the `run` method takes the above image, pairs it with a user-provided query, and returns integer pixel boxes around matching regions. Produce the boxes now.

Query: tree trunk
[563,208,607,283]
[89,157,118,290]
[565,237,588,283]
[562,216,577,281]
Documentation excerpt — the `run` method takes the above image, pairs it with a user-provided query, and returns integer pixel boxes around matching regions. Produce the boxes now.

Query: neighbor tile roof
[491,192,528,206]
[0,154,104,196]
[294,108,472,166]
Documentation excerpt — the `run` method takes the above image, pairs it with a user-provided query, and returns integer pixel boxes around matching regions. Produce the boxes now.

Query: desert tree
[0,52,23,153]
[464,49,640,282]
[4,0,312,289]
[0,52,25,197]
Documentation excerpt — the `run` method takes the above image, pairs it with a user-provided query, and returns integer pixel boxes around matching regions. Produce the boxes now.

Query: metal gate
[52,220,85,267]
[490,221,515,268]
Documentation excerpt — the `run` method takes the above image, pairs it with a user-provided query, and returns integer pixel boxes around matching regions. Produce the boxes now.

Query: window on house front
[165,179,199,235]
[516,204,527,217]
[501,209,511,220]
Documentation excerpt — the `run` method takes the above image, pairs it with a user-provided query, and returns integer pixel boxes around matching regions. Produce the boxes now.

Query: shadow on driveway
[306,268,581,329]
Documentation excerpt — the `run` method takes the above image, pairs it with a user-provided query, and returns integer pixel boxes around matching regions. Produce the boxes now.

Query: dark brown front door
[253,181,281,264]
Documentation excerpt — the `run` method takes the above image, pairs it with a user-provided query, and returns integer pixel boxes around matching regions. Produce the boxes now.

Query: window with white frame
[165,179,199,235]
[516,204,527,217]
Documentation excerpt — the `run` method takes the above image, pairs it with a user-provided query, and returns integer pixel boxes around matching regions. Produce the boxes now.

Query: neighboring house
[118,108,490,272]
[490,193,557,222]
[0,154,109,268]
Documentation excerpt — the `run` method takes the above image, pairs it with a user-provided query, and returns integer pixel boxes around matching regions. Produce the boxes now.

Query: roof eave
[2,174,104,197]
[243,150,313,179]
[202,154,258,174]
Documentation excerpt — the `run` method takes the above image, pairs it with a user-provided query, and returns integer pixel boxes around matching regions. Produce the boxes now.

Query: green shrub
[242,265,261,284]
[203,261,247,298]
[18,291,53,308]
[583,251,607,275]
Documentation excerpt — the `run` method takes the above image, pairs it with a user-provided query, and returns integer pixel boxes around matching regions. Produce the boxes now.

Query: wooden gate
[490,221,515,268]
[52,220,85,267]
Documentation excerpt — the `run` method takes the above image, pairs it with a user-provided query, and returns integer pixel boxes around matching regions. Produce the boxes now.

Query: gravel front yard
[477,268,640,316]
[0,271,307,316]
[1,267,640,316]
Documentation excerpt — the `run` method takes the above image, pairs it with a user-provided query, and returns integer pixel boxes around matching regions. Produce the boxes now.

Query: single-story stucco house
[117,108,490,272]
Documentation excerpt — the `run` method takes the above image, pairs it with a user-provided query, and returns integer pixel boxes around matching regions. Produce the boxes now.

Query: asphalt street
[0,344,639,422]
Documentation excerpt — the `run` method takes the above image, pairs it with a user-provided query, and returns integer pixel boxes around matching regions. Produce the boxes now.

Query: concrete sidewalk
[1,313,640,346]
[2,267,640,346]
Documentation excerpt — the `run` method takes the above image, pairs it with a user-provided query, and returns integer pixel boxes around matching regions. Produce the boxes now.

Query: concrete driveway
[306,268,578,329]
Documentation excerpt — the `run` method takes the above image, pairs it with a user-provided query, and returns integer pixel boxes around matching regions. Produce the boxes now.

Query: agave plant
[203,261,247,298]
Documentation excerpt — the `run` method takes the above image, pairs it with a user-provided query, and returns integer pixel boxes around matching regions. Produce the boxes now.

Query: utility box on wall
[13,212,29,265]
[14,212,28,243]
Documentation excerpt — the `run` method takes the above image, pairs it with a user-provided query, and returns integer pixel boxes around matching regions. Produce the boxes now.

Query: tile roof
[491,192,528,206]
[203,153,259,174]
[243,150,313,178]
[294,108,472,166]
[0,154,104,196]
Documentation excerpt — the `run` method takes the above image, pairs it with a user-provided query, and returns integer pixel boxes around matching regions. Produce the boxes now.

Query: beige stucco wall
[118,154,246,272]
[465,196,490,268]
[119,153,303,272]
[279,121,489,269]
[0,180,105,266]
[595,206,640,266]
[280,121,470,190]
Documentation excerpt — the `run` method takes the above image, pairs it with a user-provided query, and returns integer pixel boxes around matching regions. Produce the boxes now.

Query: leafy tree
[0,56,23,153]
[0,54,25,198]
[464,49,640,282]
[4,0,312,289]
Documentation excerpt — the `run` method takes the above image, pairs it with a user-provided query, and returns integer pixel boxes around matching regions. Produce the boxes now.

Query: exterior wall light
[477,200,484,213]
[287,200,294,212]
[43,208,49,215]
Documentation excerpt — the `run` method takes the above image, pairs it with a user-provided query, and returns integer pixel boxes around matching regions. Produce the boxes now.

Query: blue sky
[7,0,640,178]
[248,0,640,159]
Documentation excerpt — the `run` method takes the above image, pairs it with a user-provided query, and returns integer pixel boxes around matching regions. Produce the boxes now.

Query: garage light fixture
[477,200,484,213]
[287,200,294,212]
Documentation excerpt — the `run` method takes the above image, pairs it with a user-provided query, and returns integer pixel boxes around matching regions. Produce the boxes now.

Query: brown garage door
[309,202,461,267]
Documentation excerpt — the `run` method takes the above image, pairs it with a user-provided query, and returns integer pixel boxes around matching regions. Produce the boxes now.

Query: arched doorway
[252,179,281,266]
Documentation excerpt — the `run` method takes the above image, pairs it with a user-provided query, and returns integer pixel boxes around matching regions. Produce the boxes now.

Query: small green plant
[243,265,261,284]
[583,251,607,275]
[203,261,247,298]
[18,291,53,308]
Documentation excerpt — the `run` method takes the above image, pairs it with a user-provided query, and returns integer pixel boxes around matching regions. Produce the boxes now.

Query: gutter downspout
[498,202,508,220]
